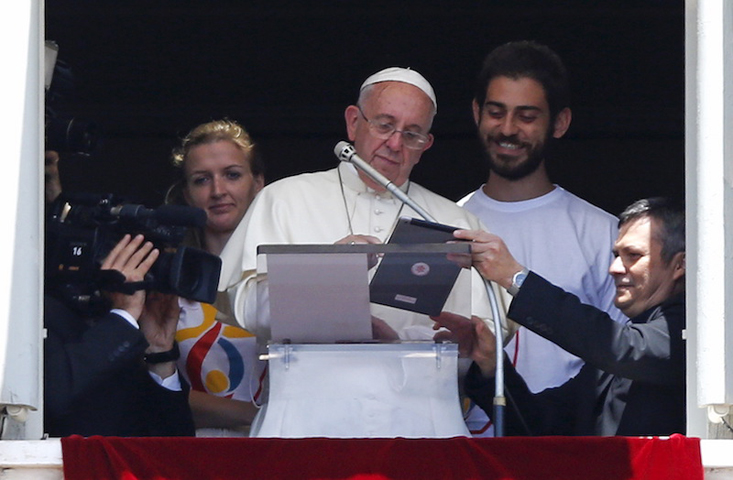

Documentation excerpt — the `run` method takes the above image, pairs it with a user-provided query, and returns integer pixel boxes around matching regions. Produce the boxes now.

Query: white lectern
[251,244,471,438]
[252,342,468,438]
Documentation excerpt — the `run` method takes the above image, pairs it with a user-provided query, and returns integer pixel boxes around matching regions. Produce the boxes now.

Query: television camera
[45,41,98,156]
[46,194,222,313]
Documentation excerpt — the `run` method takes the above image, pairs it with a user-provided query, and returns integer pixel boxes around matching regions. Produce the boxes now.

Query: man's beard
[480,131,549,181]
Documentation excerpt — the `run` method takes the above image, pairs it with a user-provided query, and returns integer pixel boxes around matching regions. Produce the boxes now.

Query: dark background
[45,1,684,217]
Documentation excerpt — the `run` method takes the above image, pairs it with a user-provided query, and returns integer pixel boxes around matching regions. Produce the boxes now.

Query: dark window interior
[45,1,684,217]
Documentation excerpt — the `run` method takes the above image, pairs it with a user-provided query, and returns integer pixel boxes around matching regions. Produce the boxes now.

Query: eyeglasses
[357,107,429,150]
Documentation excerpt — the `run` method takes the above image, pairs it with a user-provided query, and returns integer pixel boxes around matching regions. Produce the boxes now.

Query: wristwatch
[507,267,529,296]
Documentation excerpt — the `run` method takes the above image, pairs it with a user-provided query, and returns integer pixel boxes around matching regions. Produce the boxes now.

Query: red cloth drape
[61,434,702,480]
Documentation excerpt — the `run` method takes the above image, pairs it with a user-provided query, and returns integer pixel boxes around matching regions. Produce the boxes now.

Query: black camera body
[45,44,99,157]
[46,194,221,311]
[45,113,98,156]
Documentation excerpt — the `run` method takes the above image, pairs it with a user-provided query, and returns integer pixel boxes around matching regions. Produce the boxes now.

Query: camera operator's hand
[139,292,181,378]
[139,292,180,351]
[101,234,159,320]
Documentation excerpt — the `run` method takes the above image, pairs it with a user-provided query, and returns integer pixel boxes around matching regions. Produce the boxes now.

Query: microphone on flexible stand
[334,141,437,223]
[333,140,506,437]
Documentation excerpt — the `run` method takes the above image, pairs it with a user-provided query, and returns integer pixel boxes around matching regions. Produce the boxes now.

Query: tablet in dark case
[369,216,464,316]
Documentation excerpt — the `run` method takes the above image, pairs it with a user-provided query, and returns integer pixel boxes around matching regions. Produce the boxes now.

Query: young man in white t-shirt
[460,41,626,436]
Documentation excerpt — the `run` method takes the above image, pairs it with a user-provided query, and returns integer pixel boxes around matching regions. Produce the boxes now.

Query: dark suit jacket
[465,272,686,436]
[44,295,195,437]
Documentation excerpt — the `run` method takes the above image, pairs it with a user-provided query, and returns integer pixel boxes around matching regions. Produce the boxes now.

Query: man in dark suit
[434,197,686,436]
[44,234,195,437]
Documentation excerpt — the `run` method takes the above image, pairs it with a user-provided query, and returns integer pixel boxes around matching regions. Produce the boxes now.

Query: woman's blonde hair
[171,119,260,174]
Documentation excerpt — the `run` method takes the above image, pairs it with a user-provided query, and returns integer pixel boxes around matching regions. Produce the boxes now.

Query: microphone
[110,204,207,228]
[334,141,437,222]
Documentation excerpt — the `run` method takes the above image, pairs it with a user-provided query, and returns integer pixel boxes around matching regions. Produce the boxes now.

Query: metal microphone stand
[483,278,505,437]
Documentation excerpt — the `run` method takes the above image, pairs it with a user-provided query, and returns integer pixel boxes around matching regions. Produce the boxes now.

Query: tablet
[369,217,464,316]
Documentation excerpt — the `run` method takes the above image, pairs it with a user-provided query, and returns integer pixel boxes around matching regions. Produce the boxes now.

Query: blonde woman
[168,120,265,436]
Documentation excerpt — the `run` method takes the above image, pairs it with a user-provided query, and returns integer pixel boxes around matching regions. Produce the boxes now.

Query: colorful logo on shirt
[176,303,255,396]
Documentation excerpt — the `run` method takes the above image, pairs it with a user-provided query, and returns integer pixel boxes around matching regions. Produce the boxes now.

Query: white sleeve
[110,308,139,329]
[148,370,183,392]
